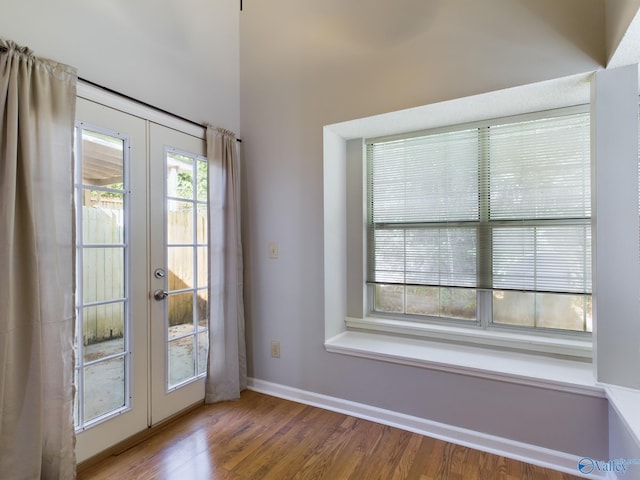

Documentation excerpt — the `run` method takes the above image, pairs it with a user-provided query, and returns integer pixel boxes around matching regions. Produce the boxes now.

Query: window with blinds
[367,108,592,333]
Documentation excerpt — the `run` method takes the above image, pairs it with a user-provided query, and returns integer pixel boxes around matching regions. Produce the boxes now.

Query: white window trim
[325,68,640,395]
[323,73,600,389]
[343,121,593,360]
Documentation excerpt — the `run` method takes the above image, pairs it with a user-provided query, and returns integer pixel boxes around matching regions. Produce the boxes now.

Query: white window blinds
[367,109,591,296]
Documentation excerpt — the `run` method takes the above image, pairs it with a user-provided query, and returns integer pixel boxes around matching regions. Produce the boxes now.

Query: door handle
[153,289,169,301]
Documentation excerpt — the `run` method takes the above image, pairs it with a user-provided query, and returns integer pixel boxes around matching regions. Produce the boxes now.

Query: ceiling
[243,0,607,69]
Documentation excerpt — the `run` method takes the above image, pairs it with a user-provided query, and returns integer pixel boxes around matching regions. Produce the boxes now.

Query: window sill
[325,329,603,398]
[346,316,592,359]
[604,384,640,447]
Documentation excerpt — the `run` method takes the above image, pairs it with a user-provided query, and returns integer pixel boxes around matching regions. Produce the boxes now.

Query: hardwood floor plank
[389,433,423,480]
[77,390,583,480]
[214,396,308,471]
[355,427,418,480]
[289,416,363,480]
[303,417,375,480]
[258,409,346,480]
[231,406,323,479]
[405,436,441,479]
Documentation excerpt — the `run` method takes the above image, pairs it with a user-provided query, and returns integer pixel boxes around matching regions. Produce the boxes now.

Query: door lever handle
[153,289,169,301]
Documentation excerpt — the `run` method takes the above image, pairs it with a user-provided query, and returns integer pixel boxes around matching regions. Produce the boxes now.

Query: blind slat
[368,110,591,295]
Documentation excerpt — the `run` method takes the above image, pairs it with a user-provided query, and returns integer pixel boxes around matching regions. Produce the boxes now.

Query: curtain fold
[0,39,77,479]
[205,126,247,403]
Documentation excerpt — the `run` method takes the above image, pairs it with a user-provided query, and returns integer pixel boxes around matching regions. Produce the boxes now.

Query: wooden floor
[77,390,581,480]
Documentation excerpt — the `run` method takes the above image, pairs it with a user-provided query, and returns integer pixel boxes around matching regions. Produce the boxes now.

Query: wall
[240,0,610,460]
[609,406,640,473]
[591,65,640,389]
[0,0,239,132]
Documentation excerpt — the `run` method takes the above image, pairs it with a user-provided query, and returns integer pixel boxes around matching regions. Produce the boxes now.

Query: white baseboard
[247,377,609,479]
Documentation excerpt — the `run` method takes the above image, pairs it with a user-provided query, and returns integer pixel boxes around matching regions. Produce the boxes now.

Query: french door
[74,96,208,462]
[149,123,209,423]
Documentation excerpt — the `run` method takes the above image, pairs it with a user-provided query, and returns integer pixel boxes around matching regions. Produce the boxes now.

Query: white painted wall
[0,0,239,132]
[240,0,612,459]
[609,404,640,478]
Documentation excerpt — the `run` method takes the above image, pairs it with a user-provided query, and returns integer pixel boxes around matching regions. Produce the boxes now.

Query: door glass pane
[168,292,195,340]
[168,246,194,290]
[75,126,130,430]
[81,131,124,188]
[196,160,208,202]
[165,148,208,390]
[167,153,193,200]
[169,337,196,387]
[197,332,209,376]
[83,357,126,423]
[168,201,194,244]
[82,192,124,244]
[197,247,208,287]
[197,289,208,330]
[82,248,125,303]
[83,303,125,362]
[197,204,208,244]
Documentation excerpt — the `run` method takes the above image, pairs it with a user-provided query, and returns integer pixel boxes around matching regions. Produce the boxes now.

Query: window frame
[355,105,593,357]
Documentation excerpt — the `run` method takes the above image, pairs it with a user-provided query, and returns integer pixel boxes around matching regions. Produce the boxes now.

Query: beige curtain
[0,39,77,478]
[205,127,247,403]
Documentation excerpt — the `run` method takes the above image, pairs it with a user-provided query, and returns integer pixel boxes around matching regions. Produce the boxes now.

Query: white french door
[149,123,209,424]
[74,95,208,462]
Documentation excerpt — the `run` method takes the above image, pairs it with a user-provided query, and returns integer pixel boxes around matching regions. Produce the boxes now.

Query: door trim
[77,81,205,140]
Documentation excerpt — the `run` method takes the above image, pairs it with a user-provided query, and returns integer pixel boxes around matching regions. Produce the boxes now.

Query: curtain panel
[0,39,77,479]
[205,127,247,403]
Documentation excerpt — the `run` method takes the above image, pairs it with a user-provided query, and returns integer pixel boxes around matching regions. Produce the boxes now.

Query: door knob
[153,289,168,301]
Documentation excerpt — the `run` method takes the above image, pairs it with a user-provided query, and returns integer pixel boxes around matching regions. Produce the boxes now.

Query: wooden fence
[82,205,208,345]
